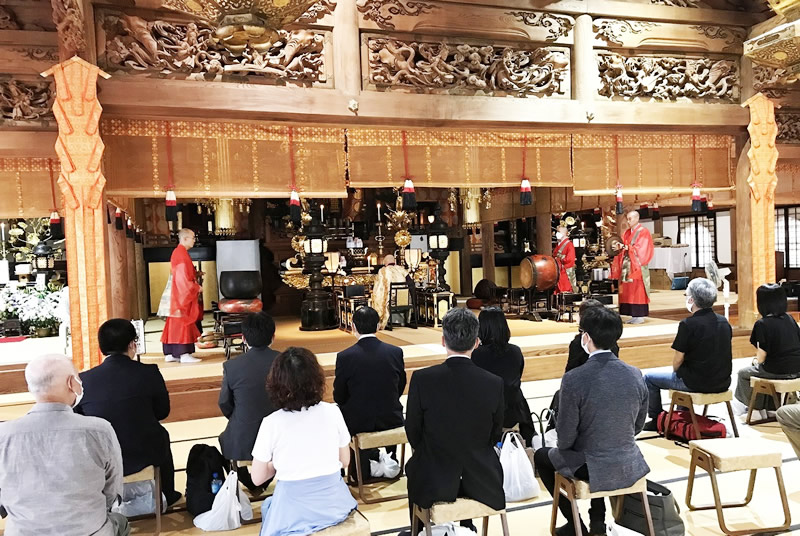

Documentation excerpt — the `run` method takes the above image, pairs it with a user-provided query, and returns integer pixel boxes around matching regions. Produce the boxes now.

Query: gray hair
[687,277,717,309]
[25,354,75,396]
[177,228,194,240]
[442,307,479,352]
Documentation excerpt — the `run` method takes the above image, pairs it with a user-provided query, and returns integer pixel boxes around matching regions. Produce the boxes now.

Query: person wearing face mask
[610,210,654,324]
[642,277,732,431]
[554,225,577,293]
[534,306,649,536]
[161,227,203,364]
[0,353,130,536]
[76,318,182,507]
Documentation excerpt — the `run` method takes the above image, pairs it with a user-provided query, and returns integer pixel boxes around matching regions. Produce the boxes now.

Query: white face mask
[556,232,564,240]
[580,332,590,355]
[686,297,694,314]
[71,376,84,409]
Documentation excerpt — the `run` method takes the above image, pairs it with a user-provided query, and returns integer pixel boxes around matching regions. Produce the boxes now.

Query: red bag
[656,410,726,441]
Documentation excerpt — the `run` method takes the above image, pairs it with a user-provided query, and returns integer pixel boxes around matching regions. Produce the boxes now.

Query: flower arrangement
[0,286,65,335]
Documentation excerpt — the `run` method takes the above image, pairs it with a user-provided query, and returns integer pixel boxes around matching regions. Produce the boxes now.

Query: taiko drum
[519,255,560,291]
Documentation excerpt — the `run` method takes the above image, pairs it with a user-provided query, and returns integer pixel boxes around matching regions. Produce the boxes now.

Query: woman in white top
[251,347,357,536]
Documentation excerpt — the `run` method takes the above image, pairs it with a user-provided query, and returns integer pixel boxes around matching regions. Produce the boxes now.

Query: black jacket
[76,354,170,475]
[333,337,406,435]
[218,346,279,461]
[405,356,505,511]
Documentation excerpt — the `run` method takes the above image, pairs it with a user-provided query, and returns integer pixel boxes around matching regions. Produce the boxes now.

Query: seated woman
[251,347,357,536]
[735,284,800,412]
[472,307,536,445]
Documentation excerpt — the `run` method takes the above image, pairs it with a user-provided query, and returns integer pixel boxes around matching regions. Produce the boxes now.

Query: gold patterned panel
[0,158,62,218]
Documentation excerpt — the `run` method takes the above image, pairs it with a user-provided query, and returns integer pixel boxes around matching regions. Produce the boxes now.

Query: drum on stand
[519,255,560,291]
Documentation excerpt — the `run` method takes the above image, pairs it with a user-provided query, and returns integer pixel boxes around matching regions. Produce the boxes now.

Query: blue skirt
[259,472,357,536]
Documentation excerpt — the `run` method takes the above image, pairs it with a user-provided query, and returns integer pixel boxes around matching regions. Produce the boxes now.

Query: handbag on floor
[611,480,685,536]
[656,411,726,442]
[186,444,229,516]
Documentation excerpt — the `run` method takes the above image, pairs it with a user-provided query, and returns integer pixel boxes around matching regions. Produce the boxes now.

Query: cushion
[749,377,800,392]
[427,498,504,523]
[124,465,155,483]
[669,390,732,405]
[689,438,784,472]
[219,298,263,314]
[466,298,487,310]
[196,341,217,349]
[313,511,370,536]
[573,476,647,499]
[354,427,408,450]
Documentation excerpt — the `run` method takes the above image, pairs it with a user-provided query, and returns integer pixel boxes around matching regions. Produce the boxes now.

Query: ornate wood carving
[597,52,739,101]
[0,79,54,121]
[689,25,746,51]
[42,57,111,370]
[356,0,437,30]
[296,0,337,23]
[101,14,327,84]
[506,12,574,41]
[0,6,21,30]
[777,111,800,143]
[366,37,569,97]
[593,20,659,45]
[752,64,791,99]
[51,0,87,60]
[13,47,61,63]
[651,0,700,6]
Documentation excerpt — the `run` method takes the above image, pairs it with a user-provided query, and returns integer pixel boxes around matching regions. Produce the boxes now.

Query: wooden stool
[348,426,408,503]
[312,511,371,536]
[123,465,162,536]
[412,498,510,536]
[687,438,790,536]
[550,474,654,536]
[665,390,739,440]
[746,377,800,425]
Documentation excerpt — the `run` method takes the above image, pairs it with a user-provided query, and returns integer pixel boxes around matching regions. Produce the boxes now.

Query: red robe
[161,244,202,345]
[611,224,654,317]
[554,238,576,293]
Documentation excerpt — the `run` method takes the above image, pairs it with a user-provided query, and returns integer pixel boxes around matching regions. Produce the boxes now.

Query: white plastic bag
[370,448,401,479]
[111,481,166,517]
[499,432,539,502]
[193,471,246,531]
[416,522,476,536]
[606,520,644,536]
[531,428,558,451]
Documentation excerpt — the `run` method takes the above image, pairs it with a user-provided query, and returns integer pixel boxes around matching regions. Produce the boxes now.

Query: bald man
[161,228,202,363]
[0,354,129,536]
[611,210,654,324]
[554,226,577,294]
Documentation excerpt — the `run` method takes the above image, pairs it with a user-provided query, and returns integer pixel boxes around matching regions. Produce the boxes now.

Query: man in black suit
[405,307,505,528]
[76,318,181,506]
[334,306,406,477]
[218,312,279,489]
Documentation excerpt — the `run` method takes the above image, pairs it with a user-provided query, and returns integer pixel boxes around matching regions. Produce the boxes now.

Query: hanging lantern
[126,217,134,238]
[49,211,63,240]
[115,208,123,230]
[652,202,661,220]
[165,189,178,222]
[520,178,532,206]
[638,203,650,219]
[401,178,417,210]
[615,186,624,215]
[289,189,301,225]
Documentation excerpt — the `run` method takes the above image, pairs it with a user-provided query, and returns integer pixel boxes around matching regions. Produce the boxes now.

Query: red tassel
[520,178,532,206]
[652,202,661,221]
[615,186,624,215]
[114,208,123,230]
[638,203,650,219]
[707,198,714,210]
[165,189,178,222]
[402,178,417,210]
[691,186,702,212]
[289,189,301,225]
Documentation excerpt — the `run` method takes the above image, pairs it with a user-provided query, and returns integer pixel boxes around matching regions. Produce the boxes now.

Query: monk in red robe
[553,226,577,293]
[162,228,202,363]
[611,210,654,324]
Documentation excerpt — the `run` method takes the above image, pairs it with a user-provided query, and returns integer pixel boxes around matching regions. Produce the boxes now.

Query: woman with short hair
[251,347,356,536]
[735,284,800,412]
[472,307,536,445]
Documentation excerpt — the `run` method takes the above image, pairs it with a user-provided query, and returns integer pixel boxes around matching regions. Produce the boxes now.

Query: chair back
[345,285,365,298]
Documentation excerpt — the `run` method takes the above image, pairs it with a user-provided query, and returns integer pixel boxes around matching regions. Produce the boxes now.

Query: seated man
[371,254,410,329]
[76,319,181,506]
[334,306,406,477]
[642,278,732,430]
[0,354,129,536]
[777,404,800,459]
[405,308,505,529]
[535,307,649,536]
[219,312,279,490]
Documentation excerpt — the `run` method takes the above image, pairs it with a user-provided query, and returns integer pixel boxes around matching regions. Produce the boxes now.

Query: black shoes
[589,520,607,536]
[164,490,182,508]
[642,418,660,432]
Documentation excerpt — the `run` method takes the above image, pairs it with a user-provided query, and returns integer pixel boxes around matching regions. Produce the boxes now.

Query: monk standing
[611,210,654,324]
[554,225,577,293]
[162,228,202,363]
[372,254,409,329]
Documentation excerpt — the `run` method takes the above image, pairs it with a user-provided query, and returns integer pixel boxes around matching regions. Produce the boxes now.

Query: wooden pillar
[459,239,473,296]
[334,0,361,97]
[737,94,779,328]
[107,215,130,319]
[43,58,111,370]
[534,187,552,255]
[573,13,596,115]
[481,222,495,282]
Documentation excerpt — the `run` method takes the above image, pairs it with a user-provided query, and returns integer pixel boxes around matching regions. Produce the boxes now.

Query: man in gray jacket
[535,307,649,536]
[0,354,128,536]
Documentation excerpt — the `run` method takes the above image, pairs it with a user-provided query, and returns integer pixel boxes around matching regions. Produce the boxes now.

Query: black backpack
[185,444,229,516]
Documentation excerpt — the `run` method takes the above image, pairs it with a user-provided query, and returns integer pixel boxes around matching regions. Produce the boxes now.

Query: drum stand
[519,289,553,322]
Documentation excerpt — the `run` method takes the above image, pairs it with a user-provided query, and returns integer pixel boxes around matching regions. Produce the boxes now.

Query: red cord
[165,123,175,190]
[521,134,528,178]
[614,134,621,190]
[288,126,297,190]
[692,135,700,188]
[48,158,58,211]
[401,130,410,179]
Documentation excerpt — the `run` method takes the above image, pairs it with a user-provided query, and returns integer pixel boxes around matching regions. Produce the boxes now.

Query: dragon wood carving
[506,12,574,41]
[102,14,325,83]
[0,80,55,121]
[51,0,88,59]
[0,6,21,30]
[777,112,800,143]
[593,19,659,45]
[651,0,700,6]
[356,0,437,30]
[367,37,569,97]
[597,52,738,101]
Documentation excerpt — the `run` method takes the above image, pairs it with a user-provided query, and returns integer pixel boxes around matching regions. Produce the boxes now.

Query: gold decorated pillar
[42,57,111,370]
[738,93,779,328]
